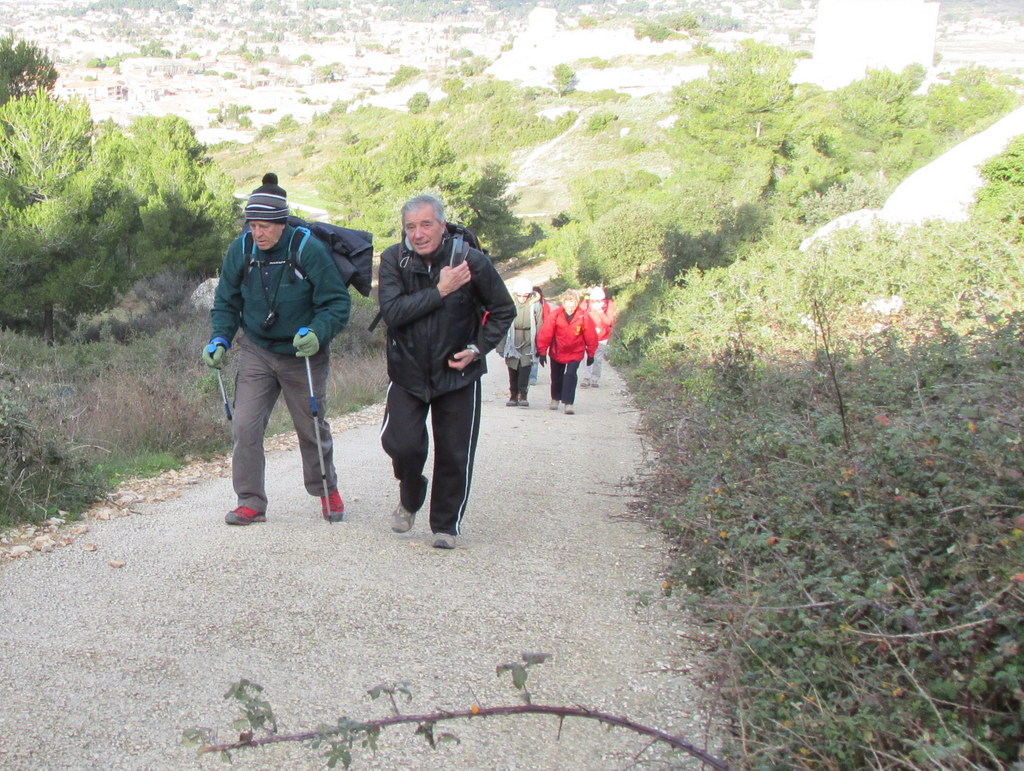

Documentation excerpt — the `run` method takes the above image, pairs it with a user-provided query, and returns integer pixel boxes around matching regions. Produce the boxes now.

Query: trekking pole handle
[205,343,218,354]
[298,326,310,337]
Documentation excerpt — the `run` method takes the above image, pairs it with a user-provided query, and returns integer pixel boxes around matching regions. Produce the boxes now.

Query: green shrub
[407,91,430,114]
[630,314,1024,767]
[387,65,421,89]
[585,110,618,133]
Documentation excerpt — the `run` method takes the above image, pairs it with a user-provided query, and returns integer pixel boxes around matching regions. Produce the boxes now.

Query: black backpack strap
[368,242,415,332]
[286,226,311,283]
[239,231,258,282]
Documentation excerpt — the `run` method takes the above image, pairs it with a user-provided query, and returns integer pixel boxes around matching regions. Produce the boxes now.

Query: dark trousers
[550,359,581,405]
[507,364,531,397]
[380,380,482,535]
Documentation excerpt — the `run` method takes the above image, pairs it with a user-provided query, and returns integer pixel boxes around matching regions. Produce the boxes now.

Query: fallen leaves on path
[0,404,384,563]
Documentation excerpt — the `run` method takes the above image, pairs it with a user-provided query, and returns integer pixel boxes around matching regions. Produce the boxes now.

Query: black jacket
[378,236,514,402]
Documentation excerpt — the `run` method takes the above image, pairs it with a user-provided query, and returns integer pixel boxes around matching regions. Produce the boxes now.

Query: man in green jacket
[202,174,351,525]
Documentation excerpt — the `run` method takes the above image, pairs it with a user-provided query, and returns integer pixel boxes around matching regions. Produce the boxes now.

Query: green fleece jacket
[211,225,351,354]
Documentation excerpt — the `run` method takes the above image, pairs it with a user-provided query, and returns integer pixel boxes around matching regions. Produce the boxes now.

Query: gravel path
[0,358,712,770]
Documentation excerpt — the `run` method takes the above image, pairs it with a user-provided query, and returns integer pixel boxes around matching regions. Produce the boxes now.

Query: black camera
[260,310,278,331]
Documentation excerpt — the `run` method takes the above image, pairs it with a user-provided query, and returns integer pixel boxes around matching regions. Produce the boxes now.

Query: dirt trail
[0,355,713,770]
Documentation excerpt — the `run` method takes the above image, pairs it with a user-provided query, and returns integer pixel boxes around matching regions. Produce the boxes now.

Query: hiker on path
[202,173,351,525]
[581,286,616,389]
[528,285,551,387]
[377,194,515,549]
[536,288,598,415]
[502,278,543,407]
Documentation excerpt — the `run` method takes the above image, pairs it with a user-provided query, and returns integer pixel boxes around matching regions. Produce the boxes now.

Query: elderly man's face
[249,221,286,251]
[403,204,446,257]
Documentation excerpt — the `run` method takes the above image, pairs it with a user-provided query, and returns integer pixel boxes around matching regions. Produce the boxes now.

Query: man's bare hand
[448,348,477,371]
[437,262,471,297]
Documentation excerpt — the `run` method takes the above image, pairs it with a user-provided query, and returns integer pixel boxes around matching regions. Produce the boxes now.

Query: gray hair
[401,194,445,224]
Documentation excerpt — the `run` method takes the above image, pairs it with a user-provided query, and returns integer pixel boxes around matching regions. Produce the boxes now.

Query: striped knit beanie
[244,173,288,222]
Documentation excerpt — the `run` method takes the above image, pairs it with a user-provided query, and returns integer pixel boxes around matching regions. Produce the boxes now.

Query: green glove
[293,327,320,357]
[202,341,227,369]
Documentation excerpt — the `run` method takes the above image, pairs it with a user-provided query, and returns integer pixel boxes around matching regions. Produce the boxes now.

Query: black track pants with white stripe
[380,380,482,536]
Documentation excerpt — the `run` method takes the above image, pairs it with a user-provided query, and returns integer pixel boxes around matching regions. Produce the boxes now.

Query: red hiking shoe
[321,490,345,523]
[225,506,266,526]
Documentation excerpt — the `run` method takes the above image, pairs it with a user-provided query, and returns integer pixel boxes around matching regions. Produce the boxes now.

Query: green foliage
[406,91,430,114]
[608,153,1024,766]
[672,41,799,201]
[660,11,700,31]
[797,174,890,227]
[925,65,1017,139]
[662,201,772,280]
[552,63,575,96]
[577,200,663,288]
[584,109,616,132]
[974,134,1024,240]
[0,94,134,337]
[0,34,58,105]
[138,40,172,57]
[835,65,926,143]
[458,55,490,78]
[633,19,672,42]
[317,117,522,253]
[95,115,237,278]
[225,679,278,734]
[387,64,421,89]
[631,314,1024,767]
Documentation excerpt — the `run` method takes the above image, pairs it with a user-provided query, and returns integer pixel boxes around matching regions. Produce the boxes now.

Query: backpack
[240,215,374,297]
[368,222,486,332]
[443,221,486,261]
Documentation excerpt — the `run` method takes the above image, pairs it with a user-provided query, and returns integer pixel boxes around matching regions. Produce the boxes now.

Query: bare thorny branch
[810,297,851,451]
[198,702,732,770]
[186,654,733,770]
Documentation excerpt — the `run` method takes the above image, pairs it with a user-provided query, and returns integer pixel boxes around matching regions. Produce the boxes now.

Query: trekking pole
[206,343,232,421]
[298,327,332,522]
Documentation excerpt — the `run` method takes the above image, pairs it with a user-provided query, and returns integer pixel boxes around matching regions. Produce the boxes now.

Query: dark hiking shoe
[391,503,415,533]
[432,533,456,549]
[518,393,529,407]
[564,405,575,415]
[505,398,519,407]
[321,490,345,523]
[225,506,266,526]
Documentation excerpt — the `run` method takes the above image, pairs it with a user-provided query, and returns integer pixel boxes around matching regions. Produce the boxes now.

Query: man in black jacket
[378,194,515,549]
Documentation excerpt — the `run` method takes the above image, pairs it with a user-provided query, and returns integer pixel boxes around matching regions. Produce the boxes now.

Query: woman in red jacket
[536,288,598,415]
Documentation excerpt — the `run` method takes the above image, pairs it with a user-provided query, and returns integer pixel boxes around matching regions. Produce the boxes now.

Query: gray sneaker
[391,504,415,533]
[432,533,456,549]
[549,399,559,410]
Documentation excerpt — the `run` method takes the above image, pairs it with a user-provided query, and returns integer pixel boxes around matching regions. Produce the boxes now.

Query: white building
[796,0,940,90]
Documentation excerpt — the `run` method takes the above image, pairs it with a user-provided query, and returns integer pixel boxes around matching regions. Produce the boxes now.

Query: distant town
[3,0,1023,146]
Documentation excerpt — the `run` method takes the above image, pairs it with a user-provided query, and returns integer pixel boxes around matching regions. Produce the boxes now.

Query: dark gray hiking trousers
[231,336,338,513]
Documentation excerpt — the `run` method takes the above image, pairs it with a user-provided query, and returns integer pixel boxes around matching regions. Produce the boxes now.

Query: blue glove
[202,341,227,369]
[293,327,320,357]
